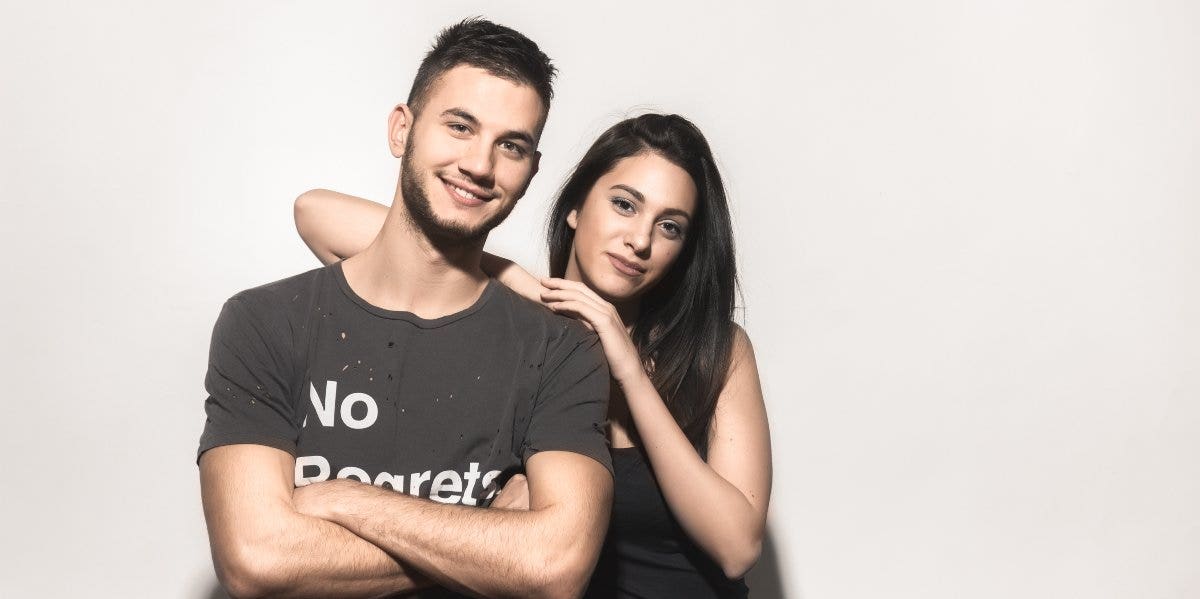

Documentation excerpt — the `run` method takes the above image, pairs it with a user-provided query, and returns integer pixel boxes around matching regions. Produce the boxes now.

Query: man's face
[395,65,545,242]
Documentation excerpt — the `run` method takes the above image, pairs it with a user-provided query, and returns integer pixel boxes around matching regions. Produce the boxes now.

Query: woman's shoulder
[712,322,763,412]
[727,322,755,368]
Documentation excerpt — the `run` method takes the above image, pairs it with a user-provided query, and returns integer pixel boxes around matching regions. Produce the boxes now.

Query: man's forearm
[200,444,431,599]
[300,471,610,599]
[206,494,432,597]
[335,487,548,598]
[212,504,431,599]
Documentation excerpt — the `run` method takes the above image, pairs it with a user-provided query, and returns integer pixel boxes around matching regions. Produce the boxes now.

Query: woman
[295,113,771,598]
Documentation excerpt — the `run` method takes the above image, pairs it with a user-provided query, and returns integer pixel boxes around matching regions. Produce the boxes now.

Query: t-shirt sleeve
[523,325,613,475]
[197,295,300,461]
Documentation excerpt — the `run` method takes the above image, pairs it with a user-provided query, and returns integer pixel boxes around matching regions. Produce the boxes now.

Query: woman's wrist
[614,366,655,398]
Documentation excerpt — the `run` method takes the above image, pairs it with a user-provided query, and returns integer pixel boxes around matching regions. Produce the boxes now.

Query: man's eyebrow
[441,108,536,147]
[611,184,693,220]
[503,129,537,148]
[441,108,480,127]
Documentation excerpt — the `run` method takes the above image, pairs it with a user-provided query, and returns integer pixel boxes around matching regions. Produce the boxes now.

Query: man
[198,19,613,599]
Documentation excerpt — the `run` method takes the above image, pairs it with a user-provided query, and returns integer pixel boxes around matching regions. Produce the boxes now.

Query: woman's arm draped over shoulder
[293,189,545,302]
[294,189,388,265]
[480,252,545,304]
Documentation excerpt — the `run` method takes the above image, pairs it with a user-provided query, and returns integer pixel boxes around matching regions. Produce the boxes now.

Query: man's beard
[400,137,517,245]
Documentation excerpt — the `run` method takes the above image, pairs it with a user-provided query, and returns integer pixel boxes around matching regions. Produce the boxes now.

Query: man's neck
[341,199,490,319]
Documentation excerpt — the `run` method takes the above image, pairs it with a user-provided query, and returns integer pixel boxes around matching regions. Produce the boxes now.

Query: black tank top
[584,447,750,599]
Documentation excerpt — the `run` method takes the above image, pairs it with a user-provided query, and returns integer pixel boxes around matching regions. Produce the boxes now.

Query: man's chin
[412,214,493,245]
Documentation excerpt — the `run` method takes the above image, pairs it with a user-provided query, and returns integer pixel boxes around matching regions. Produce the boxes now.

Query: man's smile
[440,176,494,207]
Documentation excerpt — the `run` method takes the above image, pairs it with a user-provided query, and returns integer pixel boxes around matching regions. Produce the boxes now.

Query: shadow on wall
[746,527,792,599]
[198,527,792,599]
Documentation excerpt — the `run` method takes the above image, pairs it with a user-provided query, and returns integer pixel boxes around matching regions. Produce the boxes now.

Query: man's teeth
[451,184,479,200]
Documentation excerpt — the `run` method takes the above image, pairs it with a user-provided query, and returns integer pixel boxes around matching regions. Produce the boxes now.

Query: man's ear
[388,104,414,158]
[566,207,579,230]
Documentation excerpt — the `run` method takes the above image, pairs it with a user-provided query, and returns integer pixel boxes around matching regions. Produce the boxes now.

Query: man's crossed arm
[200,444,612,599]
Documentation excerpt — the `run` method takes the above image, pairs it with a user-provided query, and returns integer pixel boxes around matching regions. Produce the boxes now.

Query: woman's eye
[660,221,684,239]
[610,198,635,213]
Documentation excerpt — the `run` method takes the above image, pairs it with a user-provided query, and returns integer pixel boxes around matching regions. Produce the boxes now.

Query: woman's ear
[387,104,414,158]
[566,208,579,230]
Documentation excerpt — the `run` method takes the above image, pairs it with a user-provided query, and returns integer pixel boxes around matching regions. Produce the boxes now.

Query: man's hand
[293,478,367,521]
[491,474,530,511]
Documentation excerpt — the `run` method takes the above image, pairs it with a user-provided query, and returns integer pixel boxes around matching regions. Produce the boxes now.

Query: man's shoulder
[488,282,596,345]
[218,265,332,333]
[227,265,330,310]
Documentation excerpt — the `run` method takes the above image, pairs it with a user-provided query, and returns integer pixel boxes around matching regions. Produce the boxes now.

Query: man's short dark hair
[407,18,556,116]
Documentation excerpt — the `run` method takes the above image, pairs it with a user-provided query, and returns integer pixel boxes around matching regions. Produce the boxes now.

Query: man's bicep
[199,444,296,570]
[525,450,612,534]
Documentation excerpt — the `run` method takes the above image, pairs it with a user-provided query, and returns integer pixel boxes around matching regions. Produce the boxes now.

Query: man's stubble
[400,135,519,246]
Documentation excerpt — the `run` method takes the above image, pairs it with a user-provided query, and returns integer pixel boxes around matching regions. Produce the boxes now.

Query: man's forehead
[419,65,546,136]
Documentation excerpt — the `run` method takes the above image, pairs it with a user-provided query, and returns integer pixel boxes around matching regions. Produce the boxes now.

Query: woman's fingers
[540,288,607,320]
[541,286,620,325]
[542,277,611,309]
[539,286,595,305]
[545,295,622,334]
[541,277,598,301]
[546,298,603,324]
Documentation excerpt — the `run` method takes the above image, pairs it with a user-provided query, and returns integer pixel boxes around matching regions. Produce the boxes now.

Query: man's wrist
[294,478,378,525]
[325,478,381,527]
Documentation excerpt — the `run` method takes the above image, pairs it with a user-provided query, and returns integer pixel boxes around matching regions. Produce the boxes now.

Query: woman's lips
[606,253,646,277]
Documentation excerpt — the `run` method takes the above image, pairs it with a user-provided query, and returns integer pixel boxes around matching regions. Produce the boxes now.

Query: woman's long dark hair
[547,113,738,453]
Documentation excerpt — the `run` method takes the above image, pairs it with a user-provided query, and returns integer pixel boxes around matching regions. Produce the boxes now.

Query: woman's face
[565,152,698,305]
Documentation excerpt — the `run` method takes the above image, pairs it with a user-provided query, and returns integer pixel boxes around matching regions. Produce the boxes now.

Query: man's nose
[458,140,496,184]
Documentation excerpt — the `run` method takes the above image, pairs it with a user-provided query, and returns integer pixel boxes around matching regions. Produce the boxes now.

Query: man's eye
[448,123,470,134]
[501,141,526,157]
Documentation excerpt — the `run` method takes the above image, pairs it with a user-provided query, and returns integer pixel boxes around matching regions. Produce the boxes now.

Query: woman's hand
[539,277,644,385]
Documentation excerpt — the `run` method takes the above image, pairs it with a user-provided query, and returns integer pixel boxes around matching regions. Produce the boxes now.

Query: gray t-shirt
[199,262,612,509]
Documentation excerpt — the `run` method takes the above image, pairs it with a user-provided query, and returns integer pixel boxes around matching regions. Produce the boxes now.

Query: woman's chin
[592,276,646,305]
[577,264,653,305]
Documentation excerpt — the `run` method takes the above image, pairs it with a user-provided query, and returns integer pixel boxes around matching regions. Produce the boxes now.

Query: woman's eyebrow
[611,184,691,220]
[659,207,692,220]
[610,184,645,202]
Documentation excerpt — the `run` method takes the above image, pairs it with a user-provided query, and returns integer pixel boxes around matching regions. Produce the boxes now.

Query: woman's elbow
[718,538,762,580]
[293,189,323,232]
[293,189,342,264]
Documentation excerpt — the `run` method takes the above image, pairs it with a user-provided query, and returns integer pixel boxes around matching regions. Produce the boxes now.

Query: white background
[2,1,1197,597]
